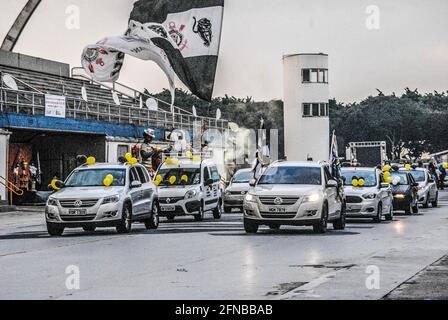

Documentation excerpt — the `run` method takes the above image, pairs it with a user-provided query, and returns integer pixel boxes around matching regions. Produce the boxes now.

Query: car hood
[51,186,125,199]
[158,185,198,197]
[344,186,377,196]
[227,183,251,193]
[391,185,411,194]
[252,184,322,196]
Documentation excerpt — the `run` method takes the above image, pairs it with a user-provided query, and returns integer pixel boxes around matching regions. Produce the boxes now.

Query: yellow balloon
[155,175,162,182]
[358,179,365,187]
[383,165,391,172]
[154,179,160,186]
[405,164,411,170]
[444,162,448,169]
[192,155,201,162]
[166,158,172,165]
[186,151,193,159]
[51,179,61,191]
[86,156,96,165]
[384,171,391,179]
[129,157,138,165]
[385,177,392,184]
[103,174,114,187]
[172,158,179,165]
[169,176,177,184]
[352,179,359,187]
[181,175,188,182]
[125,153,132,161]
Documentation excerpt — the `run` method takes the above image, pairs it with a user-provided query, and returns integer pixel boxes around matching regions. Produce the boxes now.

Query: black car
[390,171,419,214]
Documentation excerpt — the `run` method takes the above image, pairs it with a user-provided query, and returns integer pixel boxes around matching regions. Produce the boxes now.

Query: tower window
[302,103,329,117]
[302,68,328,83]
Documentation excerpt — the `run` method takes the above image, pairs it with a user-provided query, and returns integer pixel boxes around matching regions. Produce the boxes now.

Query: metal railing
[0,86,228,132]
[0,176,24,206]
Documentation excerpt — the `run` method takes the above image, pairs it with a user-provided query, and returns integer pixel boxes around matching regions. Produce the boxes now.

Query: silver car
[224,168,253,213]
[401,168,438,208]
[45,163,159,236]
[341,167,393,222]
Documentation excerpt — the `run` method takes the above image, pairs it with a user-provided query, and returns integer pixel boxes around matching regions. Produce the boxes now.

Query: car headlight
[303,193,320,203]
[362,193,377,199]
[102,195,120,204]
[394,194,405,199]
[185,189,198,199]
[245,193,257,202]
[47,197,58,206]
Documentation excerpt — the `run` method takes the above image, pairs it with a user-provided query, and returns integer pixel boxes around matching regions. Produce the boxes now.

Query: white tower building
[283,53,330,162]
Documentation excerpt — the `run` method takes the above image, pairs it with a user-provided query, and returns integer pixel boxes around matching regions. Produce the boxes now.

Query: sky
[1,0,448,103]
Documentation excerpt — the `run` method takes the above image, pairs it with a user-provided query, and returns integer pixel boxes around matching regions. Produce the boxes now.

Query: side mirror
[380,182,389,189]
[326,179,338,188]
[249,179,256,187]
[205,178,214,186]
[130,180,142,189]
[412,182,419,188]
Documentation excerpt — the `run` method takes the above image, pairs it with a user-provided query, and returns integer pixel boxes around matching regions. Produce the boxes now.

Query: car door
[203,166,214,211]
[210,166,221,208]
[408,174,418,204]
[135,165,153,215]
[129,167,143,216]
[427,172,437,200]
[323,166,338,218]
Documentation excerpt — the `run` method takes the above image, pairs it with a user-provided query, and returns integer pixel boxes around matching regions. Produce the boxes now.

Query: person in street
[438,163,446,190]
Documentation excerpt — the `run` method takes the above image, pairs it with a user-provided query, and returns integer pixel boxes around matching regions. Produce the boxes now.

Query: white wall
[0,130,11,202]
[283,54,330,162]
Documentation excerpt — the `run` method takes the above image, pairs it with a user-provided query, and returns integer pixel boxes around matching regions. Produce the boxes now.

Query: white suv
[45,163,159,236]
[156,158,223,221]
[243,161,346,234]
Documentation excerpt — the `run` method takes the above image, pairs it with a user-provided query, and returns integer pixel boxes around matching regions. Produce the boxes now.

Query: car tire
[432,193,438,208]
[373,204,382,223]
[244,218,259,233]
[269,224,281,230]
[116,203,132,234]
[194,204,204,221]
[144,201,160,230]
[333,203,346,230]
[82,226,96,232]
[385,206,394,221]
[47,223,64,236]
[213,199,222,219]
[224,206,232,213]
[313,203,328,234]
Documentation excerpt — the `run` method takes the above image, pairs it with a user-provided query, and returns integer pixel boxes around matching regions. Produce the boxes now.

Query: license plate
[68,209,87,215]
[268,206,286,213]
[161,205,176,212]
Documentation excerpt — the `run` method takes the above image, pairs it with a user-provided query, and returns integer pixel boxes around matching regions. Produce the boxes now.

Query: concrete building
[283,53,330,162]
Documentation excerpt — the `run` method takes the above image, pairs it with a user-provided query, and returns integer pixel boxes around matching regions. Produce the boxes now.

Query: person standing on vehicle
[139,128,171,177]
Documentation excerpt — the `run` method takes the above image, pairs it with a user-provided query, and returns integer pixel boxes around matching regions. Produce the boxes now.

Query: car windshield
[65,169,126,187]
[341,170,377,187]
[232,171,253,183]
[390,172,410,185]
[409,170,426,182]
[157,168,201,186]
[258,166,321,185]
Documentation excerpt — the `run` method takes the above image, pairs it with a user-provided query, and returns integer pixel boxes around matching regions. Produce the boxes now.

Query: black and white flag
[81,0,224,102]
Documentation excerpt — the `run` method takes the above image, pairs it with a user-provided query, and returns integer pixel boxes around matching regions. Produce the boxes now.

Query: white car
[224,168,253,213]
[341,167,394,222]
[156,158,223,221]
[45,163,159,236]
[243,161,346,234]
[400,167,438,208]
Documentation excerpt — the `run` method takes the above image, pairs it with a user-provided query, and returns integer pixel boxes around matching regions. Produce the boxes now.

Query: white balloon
[146,98,158,111]
[1,74,18,91]
[216,108,221,120]
[192,105,197,117]
[112,91,120,105]
[81,86,88,102]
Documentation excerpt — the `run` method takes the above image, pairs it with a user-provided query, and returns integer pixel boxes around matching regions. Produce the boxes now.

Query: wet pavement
[1,192,448,300]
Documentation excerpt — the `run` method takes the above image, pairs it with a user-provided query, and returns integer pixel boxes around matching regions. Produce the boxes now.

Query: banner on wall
[45,94,66,118]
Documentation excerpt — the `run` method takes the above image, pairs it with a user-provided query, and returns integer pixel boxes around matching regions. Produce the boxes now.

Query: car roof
[270,161,323,168]
[341,167,378,171]
[75,163,131,170]
[399,167,426,172]
[159,158,217,169]
[235,168,252,173]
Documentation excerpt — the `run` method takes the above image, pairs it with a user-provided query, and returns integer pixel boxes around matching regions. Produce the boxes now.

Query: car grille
[60,214,97,222]
[260,213,296,219]
[59,199,99,208]
[346,196,363,204]
[228,191,247,195]
[259,196,299,205]
[159,197,184,204]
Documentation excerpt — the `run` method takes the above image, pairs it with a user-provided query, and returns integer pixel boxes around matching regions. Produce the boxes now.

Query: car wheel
[194,204,204,221]
[373,204,382,223]
[269,224,281,230]
[333,203,346,230]
[423,194,429,208]
[412,198,419,214]
[224,206,232,213]
[244,218,259,233]
[432,193,438,208]
[313,203,328,234]
[385,206,394,221]
[47,223,64,236]
[213,199,222,219]
[116,203,132,234]
[82,226,96,232]
[144,201,160,230]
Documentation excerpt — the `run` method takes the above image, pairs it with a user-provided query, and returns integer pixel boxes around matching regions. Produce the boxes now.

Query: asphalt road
[1,192,448,300]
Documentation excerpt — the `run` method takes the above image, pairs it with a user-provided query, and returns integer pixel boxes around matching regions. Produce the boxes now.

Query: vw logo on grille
[241,191,246,195]
[74,200,83,207]
[274,197,283,205]
[166,198,171,204]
